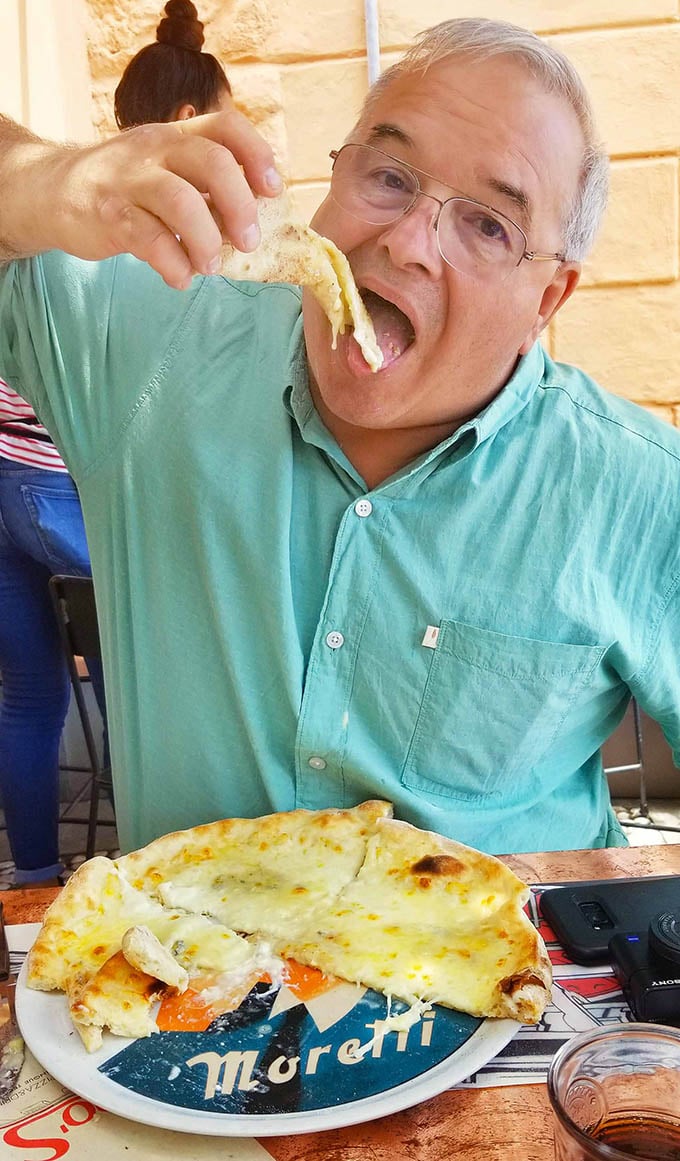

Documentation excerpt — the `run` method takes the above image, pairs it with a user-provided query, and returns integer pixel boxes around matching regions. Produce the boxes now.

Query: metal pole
[364,0,381,86]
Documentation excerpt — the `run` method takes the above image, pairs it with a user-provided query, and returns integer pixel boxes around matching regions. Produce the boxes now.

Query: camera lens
[649,912,680,966]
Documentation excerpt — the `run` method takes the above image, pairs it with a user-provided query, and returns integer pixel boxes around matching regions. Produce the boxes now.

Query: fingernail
[242,223,261,251]
[264,167,283,192]
[206,256,221,275]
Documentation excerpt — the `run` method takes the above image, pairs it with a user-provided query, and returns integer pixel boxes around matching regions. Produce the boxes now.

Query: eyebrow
[365,123,415,150]
[482,177,532,231]
[363,122,533,230]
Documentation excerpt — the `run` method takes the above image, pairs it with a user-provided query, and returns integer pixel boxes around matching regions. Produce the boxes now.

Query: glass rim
[547,1023,680,1161]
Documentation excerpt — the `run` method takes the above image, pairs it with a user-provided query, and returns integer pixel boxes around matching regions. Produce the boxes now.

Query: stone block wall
[84,0,680,414]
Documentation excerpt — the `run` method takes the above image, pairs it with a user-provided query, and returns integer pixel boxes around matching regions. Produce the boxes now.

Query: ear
[518,263,581,355]
[174,103,198,121]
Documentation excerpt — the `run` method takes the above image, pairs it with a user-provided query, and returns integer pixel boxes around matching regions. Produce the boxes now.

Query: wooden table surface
[6,843,680,1161]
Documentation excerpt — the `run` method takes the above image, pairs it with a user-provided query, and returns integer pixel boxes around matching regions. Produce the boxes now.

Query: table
[5,843,680,1161]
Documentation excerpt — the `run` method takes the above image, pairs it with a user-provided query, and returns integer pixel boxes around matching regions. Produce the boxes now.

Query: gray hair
[361,18,609,262]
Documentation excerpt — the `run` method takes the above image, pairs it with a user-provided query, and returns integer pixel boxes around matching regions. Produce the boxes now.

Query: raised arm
[0,109,282,289]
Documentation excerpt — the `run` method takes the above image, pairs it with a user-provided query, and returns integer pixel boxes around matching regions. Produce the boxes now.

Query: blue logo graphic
[100,980,480,1115]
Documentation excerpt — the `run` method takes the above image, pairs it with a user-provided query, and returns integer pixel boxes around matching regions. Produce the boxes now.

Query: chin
[318,367,419,431]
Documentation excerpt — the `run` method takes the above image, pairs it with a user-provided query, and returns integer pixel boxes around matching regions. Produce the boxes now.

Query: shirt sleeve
[629,569,680,769]
[0,251,203,479]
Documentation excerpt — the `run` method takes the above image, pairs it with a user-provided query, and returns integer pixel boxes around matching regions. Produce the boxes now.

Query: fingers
[120,157,226,275]
[98,195,196,289]
[111,115,285,279]
[58,112,285,287]
[152,132,262,263]
[180,107,282,200]
[166,109,285,267]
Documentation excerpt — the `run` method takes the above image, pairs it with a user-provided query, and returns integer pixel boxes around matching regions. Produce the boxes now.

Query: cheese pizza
[218,195,383,372]
[27,801,551,1051]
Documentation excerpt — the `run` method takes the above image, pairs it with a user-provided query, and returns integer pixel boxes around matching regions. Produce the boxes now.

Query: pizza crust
[68,951,167,1050]
[121,925,189,992]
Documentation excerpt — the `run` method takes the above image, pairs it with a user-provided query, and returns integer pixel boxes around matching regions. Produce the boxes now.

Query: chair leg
[86,769,101,861]
[68,672,106,861]
[631,699,649,818]
[49,576,116,860]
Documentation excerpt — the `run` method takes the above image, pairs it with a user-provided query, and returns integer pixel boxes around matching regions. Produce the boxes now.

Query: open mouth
[360,290,416,368]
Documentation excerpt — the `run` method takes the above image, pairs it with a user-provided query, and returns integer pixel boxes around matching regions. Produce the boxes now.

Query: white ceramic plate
[17,959,518,1137]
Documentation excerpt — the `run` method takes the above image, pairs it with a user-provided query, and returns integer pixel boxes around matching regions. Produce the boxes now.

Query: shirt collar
[470,340,545,445]
[284,317,545,485]
[283,317,369,486]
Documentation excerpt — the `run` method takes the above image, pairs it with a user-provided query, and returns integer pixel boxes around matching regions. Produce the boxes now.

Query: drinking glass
[547,1023,680,1159]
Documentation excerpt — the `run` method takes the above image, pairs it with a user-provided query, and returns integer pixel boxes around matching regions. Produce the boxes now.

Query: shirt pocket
[401,618,607,803]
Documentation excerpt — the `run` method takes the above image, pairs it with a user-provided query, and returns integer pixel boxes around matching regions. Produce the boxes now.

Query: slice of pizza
[270,817,552,1024]
[218,195,383,372]
[66,952,168,1051]
[117,799,394,941]
[27,856,173,993]
[27,855,262,1050]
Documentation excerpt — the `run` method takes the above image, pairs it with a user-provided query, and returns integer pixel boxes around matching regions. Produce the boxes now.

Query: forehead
[356,55,584,233]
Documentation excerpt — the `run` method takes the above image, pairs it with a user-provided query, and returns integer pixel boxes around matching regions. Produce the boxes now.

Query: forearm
[0,116,72,261]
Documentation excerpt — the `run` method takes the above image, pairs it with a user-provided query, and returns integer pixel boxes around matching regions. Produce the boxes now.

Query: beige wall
[82,0,680,417]
[1,0,93,140]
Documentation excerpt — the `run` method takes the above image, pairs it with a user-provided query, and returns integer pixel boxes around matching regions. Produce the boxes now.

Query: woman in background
[0,0,232,887]
[114,0,232,127]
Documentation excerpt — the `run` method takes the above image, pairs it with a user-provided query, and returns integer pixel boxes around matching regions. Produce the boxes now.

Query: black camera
[609,911,680,1025]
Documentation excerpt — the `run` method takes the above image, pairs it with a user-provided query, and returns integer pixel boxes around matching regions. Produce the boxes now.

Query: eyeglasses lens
[331,143,418,223]
[330,143,526,279]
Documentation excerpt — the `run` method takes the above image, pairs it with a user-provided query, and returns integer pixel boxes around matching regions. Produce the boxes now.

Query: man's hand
[0,109,282,289]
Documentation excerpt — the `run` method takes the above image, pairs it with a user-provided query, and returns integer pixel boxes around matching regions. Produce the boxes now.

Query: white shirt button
[354,499,373,518]
[325,630,345,649]
[308,756,327,770]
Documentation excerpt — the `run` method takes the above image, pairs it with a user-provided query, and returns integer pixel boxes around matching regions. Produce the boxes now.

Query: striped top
[0,377,67,471]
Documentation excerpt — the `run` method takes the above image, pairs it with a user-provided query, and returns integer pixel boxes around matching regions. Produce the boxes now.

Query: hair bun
[156,0,204,52]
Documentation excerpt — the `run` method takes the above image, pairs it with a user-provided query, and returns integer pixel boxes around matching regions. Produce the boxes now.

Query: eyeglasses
[329,143,566,282]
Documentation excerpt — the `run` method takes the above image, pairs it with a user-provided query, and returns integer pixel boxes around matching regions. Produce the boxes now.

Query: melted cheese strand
[350,997,433,1061]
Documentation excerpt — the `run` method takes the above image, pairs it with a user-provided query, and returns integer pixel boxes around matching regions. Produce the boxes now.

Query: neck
[315,405,465,490]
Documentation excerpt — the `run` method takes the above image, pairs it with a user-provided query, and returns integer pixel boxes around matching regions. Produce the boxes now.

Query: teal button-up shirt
[2,252,680,854]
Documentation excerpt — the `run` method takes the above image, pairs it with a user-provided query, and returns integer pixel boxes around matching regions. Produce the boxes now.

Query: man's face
[304,55,584,444]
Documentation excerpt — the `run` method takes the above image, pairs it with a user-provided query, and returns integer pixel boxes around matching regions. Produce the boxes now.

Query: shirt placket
[294,492,389,808]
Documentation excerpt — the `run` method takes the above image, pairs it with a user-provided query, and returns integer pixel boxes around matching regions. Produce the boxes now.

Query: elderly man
[0,18,678,856]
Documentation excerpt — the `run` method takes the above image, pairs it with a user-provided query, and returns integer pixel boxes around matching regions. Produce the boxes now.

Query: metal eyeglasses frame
[329,143,567,271]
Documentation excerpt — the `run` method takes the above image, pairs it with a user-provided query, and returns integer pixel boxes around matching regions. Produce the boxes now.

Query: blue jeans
[0,457,105,882]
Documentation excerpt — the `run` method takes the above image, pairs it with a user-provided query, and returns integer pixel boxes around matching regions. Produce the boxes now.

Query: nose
[375,191,446,277]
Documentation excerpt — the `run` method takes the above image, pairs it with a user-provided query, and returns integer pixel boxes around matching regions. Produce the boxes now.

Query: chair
[604,698,680,836]
[48,574,115,860]
[604,698,648,812]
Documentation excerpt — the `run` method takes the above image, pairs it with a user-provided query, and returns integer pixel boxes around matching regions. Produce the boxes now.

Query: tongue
[362,291,415,367]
